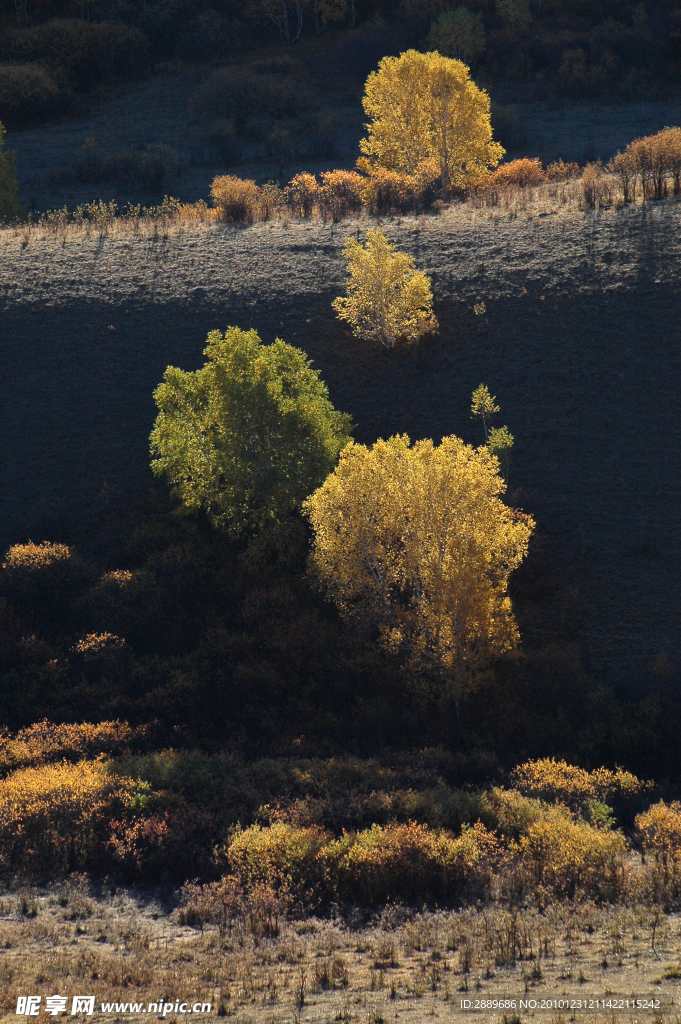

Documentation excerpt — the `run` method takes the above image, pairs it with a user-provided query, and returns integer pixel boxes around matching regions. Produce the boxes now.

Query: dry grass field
[1,189,680,682]
[3,878,681,1024]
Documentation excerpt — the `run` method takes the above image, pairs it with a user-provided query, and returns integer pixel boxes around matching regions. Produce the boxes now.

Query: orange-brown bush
[177,876,288,940]
[546,159,580,181]
[0,759,135,877]
[607,127,681,203]
[210,175,261,223]
[285,172,320,218]
[108,802,217,881]
[318,170,364,222]
[0,719,145,778]
[489,157,547,189]
[581,158,614,206]
[357,160,441,215]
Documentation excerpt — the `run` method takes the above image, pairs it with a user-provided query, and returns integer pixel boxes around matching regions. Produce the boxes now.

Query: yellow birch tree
[359,50,504,190]
[304,434,534,715]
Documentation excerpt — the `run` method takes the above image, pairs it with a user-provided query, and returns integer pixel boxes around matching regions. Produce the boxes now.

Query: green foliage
[150,327,353,541]
[487,425,514,483]
[0,121,23,222]
[427,8,486,64]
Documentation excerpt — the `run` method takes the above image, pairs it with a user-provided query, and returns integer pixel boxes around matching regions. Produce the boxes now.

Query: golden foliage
[511,758,644,811]
[332,228,437,349]
[518,805,626,900]
[226,819,497,907]
[318,170,364,222]
[606,126,681,203]
[0,720,144,777]
[331,819,497,904]
[285,172,320,217]
[491,157,546,189]
[3,540,71,573]
[0,759,135,875]
[304,434,534,699]
[210,174,261,222]
[1,540,94,612]
[359,49,503,189]
[636,802,681,866]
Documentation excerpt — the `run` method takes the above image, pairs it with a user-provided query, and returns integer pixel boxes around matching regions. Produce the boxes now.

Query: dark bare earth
[1,197,680,683]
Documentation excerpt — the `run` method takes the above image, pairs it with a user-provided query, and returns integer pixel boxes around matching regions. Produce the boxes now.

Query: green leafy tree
[428,8,486,64]
[470,383,499,440]
[0,122,24,223]
[487,425,514,483]
[150,327,353,540]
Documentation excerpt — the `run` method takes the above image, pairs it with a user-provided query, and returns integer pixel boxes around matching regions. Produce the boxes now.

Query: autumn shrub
[210,175,261,223]
[0,759,135,877]
[0,719,145,778]
[636,801,681,867]
[108,803,217,882]
[330,820,497,906]
[1,541,95,627]
[518,804,627,900]
[480,787,545,842]
[0,63,63,128]
[511,758,643,814]
[225,820,497,909]
[285,172,319,217]
[177,876,287,940]
[318,170,364,222]
[359,166,411,215]
[259,180,285,220]
[613,127,681,202]
[581,161,613,208]
[226,821,331,909]
[490,157,546,189]
[546,159,580,181]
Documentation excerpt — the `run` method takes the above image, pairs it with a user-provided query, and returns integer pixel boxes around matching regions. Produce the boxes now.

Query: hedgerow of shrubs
[2,733,681,908]
[0,20,150,127]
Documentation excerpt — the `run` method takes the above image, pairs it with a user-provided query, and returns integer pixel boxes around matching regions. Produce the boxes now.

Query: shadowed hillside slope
[1,200,680,682]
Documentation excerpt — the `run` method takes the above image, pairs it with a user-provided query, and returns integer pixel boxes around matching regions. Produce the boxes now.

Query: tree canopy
[359,49,504,190]
[150,327,353,539]
[332,228,437,349]
[304,434,534,706]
